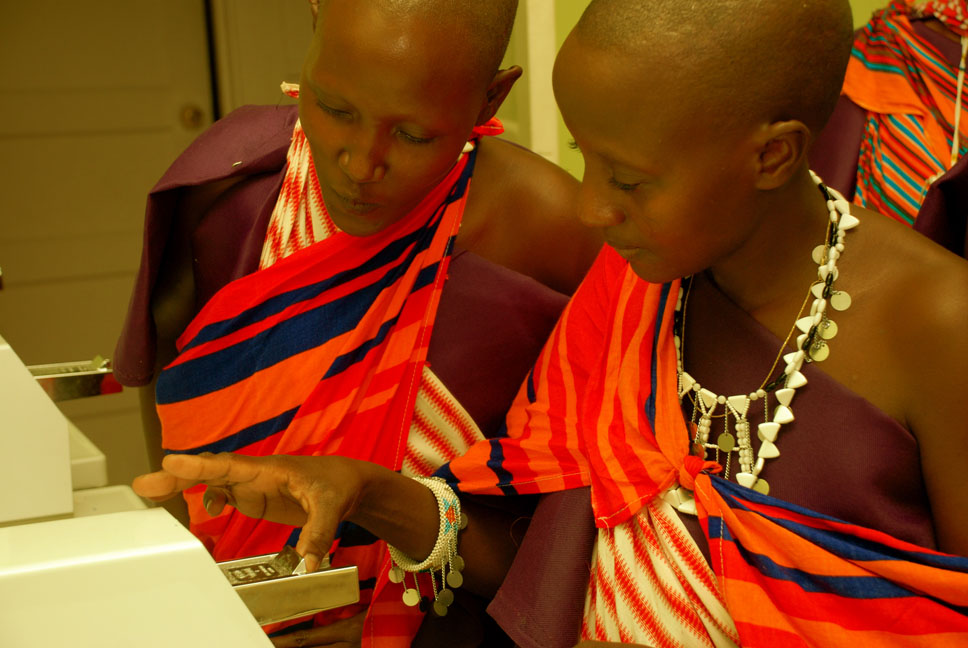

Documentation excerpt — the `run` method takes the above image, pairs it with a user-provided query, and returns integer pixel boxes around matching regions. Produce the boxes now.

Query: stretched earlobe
[308,0,320,31]
[754,120,811,190]
[476,66,523,125]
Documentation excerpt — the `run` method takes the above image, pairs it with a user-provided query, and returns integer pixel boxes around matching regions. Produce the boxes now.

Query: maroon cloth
[809,94,867,199]
[914,153,968,257]
[811,20,968,256]
[487,488,596,648]
[489,271,936,648]
[114,105,569,442]
[115,105,299,387]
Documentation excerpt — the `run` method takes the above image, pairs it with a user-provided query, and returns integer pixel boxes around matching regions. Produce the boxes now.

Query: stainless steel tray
[217,552,360,626]
[28,356,122,401]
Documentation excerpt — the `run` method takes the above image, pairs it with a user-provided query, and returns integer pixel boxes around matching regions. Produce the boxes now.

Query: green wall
[851,0,888,26]
[554,1,592,179]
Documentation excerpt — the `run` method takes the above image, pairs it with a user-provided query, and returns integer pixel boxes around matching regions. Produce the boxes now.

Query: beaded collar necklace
[671,172,858,509]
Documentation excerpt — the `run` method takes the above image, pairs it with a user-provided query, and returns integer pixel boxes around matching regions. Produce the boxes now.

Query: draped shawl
[444,247,968,646]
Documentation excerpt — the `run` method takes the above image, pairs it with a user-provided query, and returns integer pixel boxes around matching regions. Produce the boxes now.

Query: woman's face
[299,2,489,237]
[553,34,761,284]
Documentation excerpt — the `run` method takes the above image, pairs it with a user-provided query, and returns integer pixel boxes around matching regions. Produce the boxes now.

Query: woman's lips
[607,240,642,260]
[332,190,380,214]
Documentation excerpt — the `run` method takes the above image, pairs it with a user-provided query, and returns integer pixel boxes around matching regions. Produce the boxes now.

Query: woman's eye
[608,177,640,192]
[316,101,351,119]
[397,130,433,145]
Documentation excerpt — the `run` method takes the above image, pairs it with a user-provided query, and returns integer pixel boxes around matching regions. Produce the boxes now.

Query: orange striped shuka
[443,246,968,647]
[156,115,496,646]
[843,0,968,225]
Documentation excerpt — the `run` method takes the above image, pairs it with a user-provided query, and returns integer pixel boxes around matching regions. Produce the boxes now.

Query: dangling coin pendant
[436,589,455,607]
[809,341,830,362]
[402,588,421,607]
[819,318,838,340]
[388,566,405,583]
[753,479,770,495]
[446,570,464,588]
[830,290,852,311]
[811,244,826,265]
[717,432,736,453]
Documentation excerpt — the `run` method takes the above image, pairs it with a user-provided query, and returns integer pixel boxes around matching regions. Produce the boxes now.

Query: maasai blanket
[443,246,968,646]
[157,107,495,645]
[582,498,740,647]
[909,0,968,38]
[843,0,968,224]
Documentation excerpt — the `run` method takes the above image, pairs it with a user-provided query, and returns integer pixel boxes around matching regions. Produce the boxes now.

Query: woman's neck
[705,171,831,320]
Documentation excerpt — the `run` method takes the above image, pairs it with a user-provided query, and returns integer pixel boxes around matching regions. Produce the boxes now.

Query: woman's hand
[131,452,518,597]
[133,453,375,572]
[132,452,442,570]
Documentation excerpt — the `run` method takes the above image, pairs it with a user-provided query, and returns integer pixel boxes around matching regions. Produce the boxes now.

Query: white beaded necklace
[668,172,858,515]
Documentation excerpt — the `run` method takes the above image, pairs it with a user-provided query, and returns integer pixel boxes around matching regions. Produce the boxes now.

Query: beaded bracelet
[387,476,468,617]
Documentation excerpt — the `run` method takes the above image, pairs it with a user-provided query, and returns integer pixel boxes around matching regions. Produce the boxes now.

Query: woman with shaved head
[136,1,968,646]
[119,0,599,645]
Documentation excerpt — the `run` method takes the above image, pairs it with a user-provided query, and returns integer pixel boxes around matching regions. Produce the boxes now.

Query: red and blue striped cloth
[843,0,968,224]
[156,137,477,644]
[444,247,968,645]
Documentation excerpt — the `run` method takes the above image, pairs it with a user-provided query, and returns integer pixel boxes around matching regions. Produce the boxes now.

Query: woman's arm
[132,452,521,596]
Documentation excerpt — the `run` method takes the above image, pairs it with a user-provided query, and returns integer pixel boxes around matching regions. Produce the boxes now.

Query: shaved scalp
[574,0,854,134]
[317,0,518,82]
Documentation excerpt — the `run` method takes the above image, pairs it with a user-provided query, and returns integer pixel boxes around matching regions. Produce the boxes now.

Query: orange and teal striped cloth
[443,246,968,646]
[843,0,968,225]
[156,139,477,644]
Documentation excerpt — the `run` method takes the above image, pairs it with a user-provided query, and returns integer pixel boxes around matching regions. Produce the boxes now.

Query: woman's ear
[753,120,811,190]
[476,66,523,125]
[309,0,320,32]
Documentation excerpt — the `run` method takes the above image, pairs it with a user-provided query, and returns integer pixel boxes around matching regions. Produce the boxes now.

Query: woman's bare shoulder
[460,137,602,294]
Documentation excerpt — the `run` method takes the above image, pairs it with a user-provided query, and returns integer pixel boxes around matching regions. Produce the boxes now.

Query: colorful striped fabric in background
[843,0,968,224]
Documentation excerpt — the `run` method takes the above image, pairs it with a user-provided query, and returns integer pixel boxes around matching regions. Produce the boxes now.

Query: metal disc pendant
[752,479,770,495]
[452,555,465,572]
[819,319,838,340]
[446,570,464,588]
[811,244,826,265]
[830,291,852,311]
[436,588,455,607]
[389,565,405,584]
[459,512,469,530]
[433,600,449,617]
[402,588,421,607]
[717,432,736,452]
[809,341,830,362]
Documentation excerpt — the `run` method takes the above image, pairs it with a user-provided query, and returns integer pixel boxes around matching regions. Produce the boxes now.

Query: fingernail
[303,553,321,573]
[202,488,216,515]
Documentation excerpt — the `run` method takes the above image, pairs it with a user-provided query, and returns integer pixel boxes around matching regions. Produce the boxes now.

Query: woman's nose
[577,183,626,229]
[338,131,387,183]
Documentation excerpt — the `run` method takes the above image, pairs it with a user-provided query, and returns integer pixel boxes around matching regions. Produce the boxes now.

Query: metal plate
[218,552,359,625]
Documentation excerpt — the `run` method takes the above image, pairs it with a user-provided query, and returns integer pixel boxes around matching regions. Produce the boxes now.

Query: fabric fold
[446,246,968,646]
